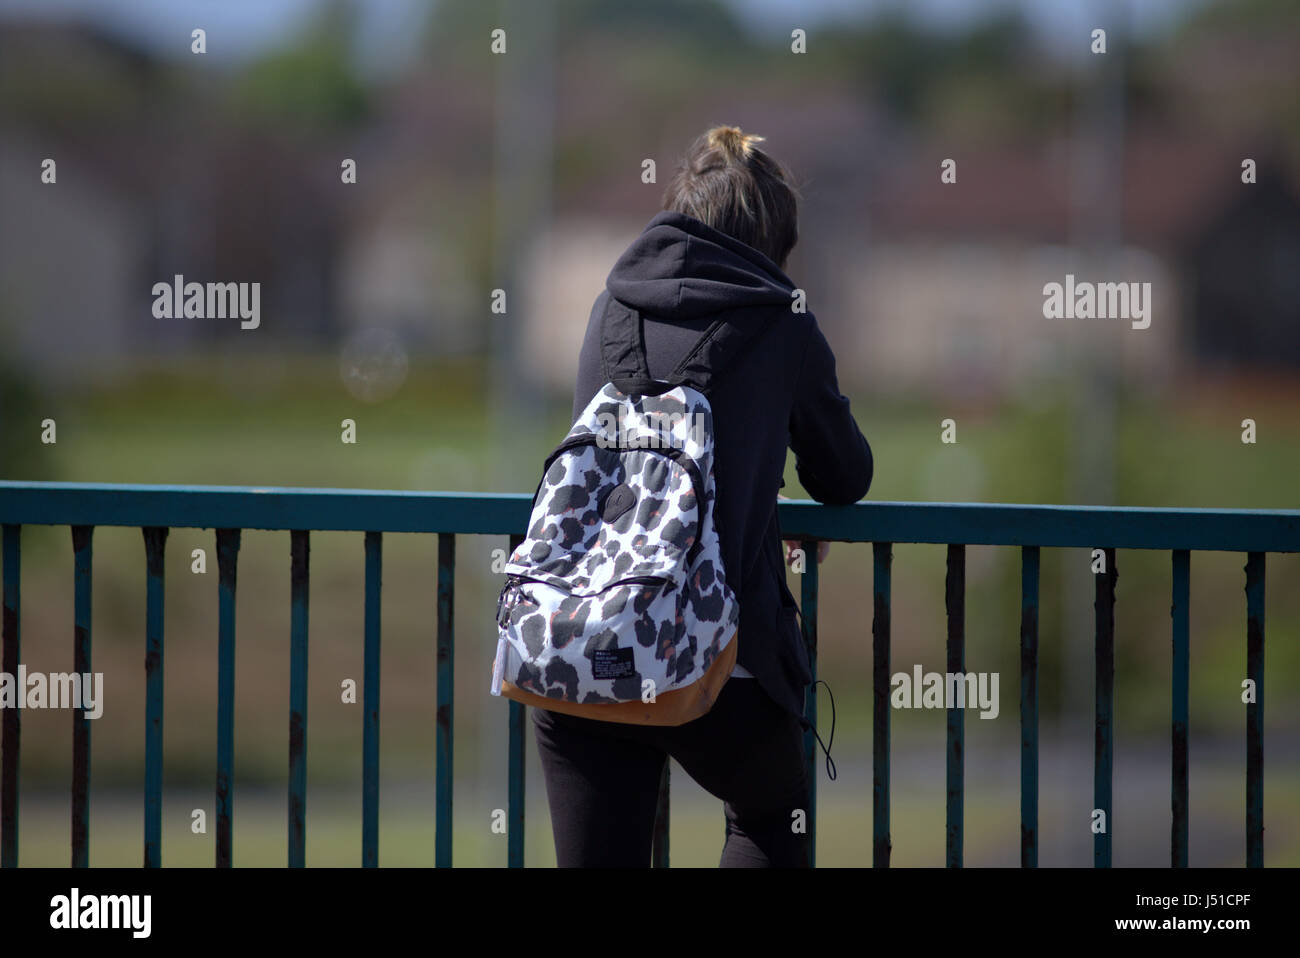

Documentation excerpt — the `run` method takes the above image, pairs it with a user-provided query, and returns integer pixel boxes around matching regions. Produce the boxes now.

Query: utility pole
[1062,0,1127,865]
[484,0,555,849]
[487,0,555,492]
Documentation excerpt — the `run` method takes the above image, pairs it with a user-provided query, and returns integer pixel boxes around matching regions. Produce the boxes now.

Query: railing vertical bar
[1245,551,1265,868]
[1019,545,1039,868]
[1,524,20,868]
[435,533,455,868]
[142,526,168,868]
[362,530,382,867]
[946,543,965,868]
[872,541,892,868]
[1094,547,1116,868]
[507,700,526,866]
[215,528,240,868]
[1171,549,1190,868]
[651,761,670,868]
[800,539,819,867]
[506,533,525,869]
[288,529,310,868]
[71,526,94,868]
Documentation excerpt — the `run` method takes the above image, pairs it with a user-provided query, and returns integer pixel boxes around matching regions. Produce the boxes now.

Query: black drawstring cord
[785,605,837,780]
[789,591,837,782]
[808,679,837,781]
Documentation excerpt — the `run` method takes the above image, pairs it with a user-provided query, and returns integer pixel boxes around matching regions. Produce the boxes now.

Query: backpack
[489,300,774,725]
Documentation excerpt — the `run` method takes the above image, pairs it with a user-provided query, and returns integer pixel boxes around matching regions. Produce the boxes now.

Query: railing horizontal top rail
[1,481,1297,552]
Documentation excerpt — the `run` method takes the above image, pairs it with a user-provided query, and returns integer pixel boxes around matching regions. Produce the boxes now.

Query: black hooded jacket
[572,210,873,724]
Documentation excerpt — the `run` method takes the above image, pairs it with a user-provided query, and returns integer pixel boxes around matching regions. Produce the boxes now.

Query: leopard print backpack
[490,300,776,725]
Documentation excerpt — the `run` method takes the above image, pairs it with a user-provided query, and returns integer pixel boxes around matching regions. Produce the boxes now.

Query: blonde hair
[707,125,765,159]
[663,124,799,269]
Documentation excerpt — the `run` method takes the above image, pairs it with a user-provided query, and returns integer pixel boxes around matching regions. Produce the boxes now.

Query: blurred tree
[428,0,742,52]
[1182,0,1300,31]
[231,0,369,132]
[0,24,153,135]
[821,8,1042,130]
[558,0,742,46]
[0,341,57,481]
[1168,0,1300,147]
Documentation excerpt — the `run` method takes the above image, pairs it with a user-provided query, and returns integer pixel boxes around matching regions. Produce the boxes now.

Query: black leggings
[531,676,810,867]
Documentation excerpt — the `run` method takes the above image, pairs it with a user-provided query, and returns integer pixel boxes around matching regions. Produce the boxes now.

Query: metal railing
[0,481,1296,867]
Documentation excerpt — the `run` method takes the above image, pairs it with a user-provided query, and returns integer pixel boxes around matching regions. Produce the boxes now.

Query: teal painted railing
[0,481,1296,867]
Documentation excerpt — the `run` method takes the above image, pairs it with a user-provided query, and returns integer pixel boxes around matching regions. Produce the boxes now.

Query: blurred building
[3,5,1298,400]
[0,22,344,383]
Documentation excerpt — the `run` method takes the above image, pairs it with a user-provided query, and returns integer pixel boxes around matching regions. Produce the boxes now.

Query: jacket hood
[604,211,796,320]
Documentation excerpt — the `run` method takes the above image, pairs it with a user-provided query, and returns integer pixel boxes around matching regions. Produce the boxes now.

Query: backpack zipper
[500,571,670,602]
[496,571,672,626]
[491,572,670,696]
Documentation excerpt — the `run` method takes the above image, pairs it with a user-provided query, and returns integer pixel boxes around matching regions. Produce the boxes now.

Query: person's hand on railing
[778,493,830,566]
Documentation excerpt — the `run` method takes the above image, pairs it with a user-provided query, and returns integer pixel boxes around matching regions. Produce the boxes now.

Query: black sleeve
[788,318,873,505]
[572,293,607,423]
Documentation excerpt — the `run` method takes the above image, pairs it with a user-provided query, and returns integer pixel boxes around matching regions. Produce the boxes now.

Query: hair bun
[706,125,764,160]
[664,124,799,268]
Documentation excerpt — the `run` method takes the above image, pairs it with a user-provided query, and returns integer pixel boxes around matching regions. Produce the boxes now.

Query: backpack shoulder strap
[600,298,781,397]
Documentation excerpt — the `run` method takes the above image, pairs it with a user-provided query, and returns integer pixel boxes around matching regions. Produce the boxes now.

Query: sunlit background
[0,0,1297,867]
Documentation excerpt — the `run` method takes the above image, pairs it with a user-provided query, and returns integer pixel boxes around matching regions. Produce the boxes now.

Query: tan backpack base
[498,629,739,726]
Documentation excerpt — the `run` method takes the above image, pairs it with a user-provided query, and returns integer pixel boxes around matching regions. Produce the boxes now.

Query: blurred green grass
[15,747,1300,866]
